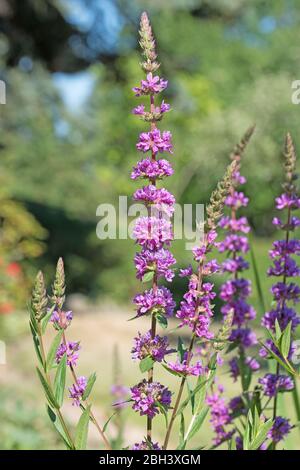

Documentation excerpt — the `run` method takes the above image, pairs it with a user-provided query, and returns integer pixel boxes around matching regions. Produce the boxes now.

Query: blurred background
[0,0,300,449]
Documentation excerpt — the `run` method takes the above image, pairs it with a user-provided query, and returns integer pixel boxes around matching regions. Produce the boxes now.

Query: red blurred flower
[6,262,21,277]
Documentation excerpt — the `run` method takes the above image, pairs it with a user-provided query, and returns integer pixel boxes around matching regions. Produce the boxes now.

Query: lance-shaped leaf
[36,367,58,409]
[75,405,91,450]
[280,322,292,359]
[46,330,64,371]
[82,372,97,400]
[183,405,209,443]
[248,419,273,450]
[54,353,67,407]
[47,406,73,449]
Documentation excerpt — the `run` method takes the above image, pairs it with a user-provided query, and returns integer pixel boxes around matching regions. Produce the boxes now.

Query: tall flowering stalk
[207,128,259,445]
[162,161,236,449]
[259,133,300,448]
[30,259,111,450]
[130,12,175,448]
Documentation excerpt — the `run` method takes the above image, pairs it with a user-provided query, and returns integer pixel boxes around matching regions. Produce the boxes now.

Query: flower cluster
[55,341,80,367]
[258,373,294,397]
[218,128,257,358]
[69,376,87,406]
[261,134,300,352]
[130,12,175,440]
[131,379,171,418]
[206,388,234,445]
[131,330,173,362]
[167,352,207,377]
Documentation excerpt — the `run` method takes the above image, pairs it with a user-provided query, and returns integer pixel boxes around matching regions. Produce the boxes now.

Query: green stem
[36,323,75,448]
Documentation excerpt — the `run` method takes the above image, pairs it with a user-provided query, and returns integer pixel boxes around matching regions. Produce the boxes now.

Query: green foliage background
[1,0,300,299]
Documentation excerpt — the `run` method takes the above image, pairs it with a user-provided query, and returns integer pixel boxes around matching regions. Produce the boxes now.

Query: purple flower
[275,193,300,210]
[134,248,175,282]
[229,328,257,347]
[218,234,249,254]
[271,282,300,303]
[219,216,250,233]
[176,281,215,339]
[69,376,87,406]
[206,391,234,445]
[131,440,161,450]
[136,129,173,155]
[133,73,168,96]
[258,373,294,397]
[262,305,300,332]
[133,185,175,216]
[131,158,173,180]
[131,379,171,418]
[133,286,175,317]
[225,191,249,209]
[131,331,173,362]
[167,352,207,377]
[220,279,251,302]
[222,256,249,273]
[221,299,256,326]
[179,265,193,277]
[51,310,73,330]
[268,417,292,443]
[133,216,173,250]
[56,341,80,367]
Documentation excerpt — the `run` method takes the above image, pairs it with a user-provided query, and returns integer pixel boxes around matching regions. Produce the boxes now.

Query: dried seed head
[283,132,298,194]
[51,257,66,310]
[139,12,160,73]
[230,125,255,183]
[207,160,237,230]
[31,271,48,320]
[213,309,234,351]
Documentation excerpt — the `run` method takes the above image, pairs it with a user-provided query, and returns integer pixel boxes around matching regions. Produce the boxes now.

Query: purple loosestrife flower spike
[258,134,300,449]
[261,134,300,336]
[131,12,176,443]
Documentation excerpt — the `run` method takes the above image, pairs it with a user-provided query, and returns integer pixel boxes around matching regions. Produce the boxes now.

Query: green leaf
[29,305,39,334]
[46,330,63,371]
[250,243,266,316]
[30,322,44,368]
[156,402,168,428]
[249,419,273,450]
[177,337,186,362]
[178,413,185,449]
[82,372,97,400]
[259,340,295,375]
[46,406,73,449]
[176,379,208,417]
[75,405,91,450]
[54,353,67,407]
[275,319,282,342]
[42,305,56,334]
[156,313,168,329]
[36,367,58,409]
[142,271,154,283]
[185,406,209,442]
[280,322,292,359]
[139,356,154,373]
[103,412,117,433]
